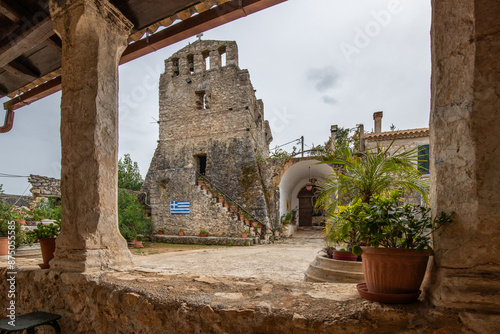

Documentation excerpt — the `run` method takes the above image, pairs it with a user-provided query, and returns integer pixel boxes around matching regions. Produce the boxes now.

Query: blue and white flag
[170,201,190,215]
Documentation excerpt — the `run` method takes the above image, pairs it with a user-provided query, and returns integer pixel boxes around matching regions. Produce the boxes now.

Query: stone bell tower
[144,39,272,236]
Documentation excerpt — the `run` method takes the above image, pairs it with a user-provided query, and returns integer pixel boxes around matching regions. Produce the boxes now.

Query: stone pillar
[427,0,500,312]
[49,0,134,272]
[226,43,238,67]
[209,50,220,69]
[194,54,204,73]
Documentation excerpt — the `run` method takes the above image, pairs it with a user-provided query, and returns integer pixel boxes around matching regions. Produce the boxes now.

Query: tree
[317,143,429,217]
[118,189,152,241]
[118,154,144,191]
[0,184,4,194]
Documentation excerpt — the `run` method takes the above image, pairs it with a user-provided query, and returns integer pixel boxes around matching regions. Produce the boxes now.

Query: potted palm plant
[199,229,207,237]
[317,144,429,258]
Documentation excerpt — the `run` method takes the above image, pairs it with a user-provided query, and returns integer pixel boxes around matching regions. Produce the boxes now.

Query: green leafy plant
[26,222,61,242]
[199,229,207,234]
[328,193,453,255]
[242,229,249,234]
[24,197,61,222]
[118,189,152,241]
[118,153,144,191]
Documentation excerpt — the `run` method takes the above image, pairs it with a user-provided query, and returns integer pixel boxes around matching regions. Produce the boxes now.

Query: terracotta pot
[199,233,207,237]
[224,202,230,208]
[218,196,224,203]
[244,219,250,226]
[332,250,358,262]
[0,237,9,256]
[158,230,163,235]
[15,219,26,225]
[178,231,184,236]
[291,220,296,225]
[251,221,258,227]
[39,237,56,269]
[134,241,144,248]
[242,233,248,238]
[197,180,205,186]
[361,246,431,295]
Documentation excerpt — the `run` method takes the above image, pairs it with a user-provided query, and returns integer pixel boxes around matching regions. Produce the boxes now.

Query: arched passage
[278,159,333,226]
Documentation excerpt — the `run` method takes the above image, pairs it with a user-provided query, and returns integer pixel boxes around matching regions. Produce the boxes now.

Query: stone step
[304,255,364,283]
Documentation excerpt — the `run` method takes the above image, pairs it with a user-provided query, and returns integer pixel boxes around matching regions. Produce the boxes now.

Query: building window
[418,144,430,174]
[202,51,210,70]
[219,46,226,67]
[187,54,194,74]
[172,58,179,76]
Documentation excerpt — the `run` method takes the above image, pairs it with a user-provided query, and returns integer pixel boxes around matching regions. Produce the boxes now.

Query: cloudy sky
[0,0,431,195]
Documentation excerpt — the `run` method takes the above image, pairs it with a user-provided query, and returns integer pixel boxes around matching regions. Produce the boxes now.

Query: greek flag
[170,201,190,215]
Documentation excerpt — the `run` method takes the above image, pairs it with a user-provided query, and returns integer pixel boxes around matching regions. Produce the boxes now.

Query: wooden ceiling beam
[0,0,24,23]
[2,60,39,81]
[3,0,287,111]
[0,16,54,68]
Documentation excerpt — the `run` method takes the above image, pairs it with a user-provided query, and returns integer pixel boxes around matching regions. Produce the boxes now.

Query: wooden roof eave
[3,0,286,112]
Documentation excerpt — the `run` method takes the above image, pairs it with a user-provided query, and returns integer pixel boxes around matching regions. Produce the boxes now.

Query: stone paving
[135,228,325,282]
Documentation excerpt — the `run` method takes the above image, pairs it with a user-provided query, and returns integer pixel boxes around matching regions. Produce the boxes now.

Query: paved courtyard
[3,229,325,282]
[135,228,324,282]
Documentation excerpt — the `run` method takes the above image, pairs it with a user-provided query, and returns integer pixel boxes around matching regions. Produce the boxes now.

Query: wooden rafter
[0,16,54,69]
[0,0,24,23]
[2,60,39,80]
[3,0,287,111]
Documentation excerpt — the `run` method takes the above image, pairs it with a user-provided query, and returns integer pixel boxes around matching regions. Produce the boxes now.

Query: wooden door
[297,187,314,226]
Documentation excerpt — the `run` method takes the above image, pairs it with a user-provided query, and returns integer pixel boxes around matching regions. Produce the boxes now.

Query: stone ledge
[153,234,256,246]
[0,269,471,333]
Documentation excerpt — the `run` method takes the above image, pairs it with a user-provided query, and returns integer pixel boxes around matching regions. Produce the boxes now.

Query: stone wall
[27,174,61,198]
[149,170,247,237]
[144,40,272,236]
[0,269,472,334]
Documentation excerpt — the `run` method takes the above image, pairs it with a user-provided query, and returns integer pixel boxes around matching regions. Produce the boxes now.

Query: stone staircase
[196,180,264,238]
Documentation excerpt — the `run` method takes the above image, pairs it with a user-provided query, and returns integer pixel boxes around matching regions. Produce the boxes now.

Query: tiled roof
[364,128,429,140]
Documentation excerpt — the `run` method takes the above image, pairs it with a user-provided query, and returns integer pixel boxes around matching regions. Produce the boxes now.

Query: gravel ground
[134,229,324,282]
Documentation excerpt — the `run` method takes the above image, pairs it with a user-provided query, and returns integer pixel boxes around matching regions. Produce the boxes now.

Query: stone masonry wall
[28,174,61,198]
[144,40,272,235]
[148,166,246,237]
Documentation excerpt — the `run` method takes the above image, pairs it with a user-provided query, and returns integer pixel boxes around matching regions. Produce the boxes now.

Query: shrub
[118,189,152,241]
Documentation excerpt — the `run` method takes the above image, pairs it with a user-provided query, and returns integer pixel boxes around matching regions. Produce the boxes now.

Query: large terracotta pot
[39,237,56,269]
[361,246,431,294]
[0,237,9,256]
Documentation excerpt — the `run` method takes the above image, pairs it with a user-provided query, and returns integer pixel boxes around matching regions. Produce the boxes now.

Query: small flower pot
[224,202,230,208]
[242,233,248,238]
[244,219,250,226]
[251,221,258,227]
[218,196,225,203]
[239,215,245,221]
[158,230,163,235]
[199,233,207,237]
[134,241,144,248]
[178,231,184,236]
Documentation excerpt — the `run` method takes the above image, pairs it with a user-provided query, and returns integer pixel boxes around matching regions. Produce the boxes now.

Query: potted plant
[158,228,164,235]
[199,229,207,237]
[290,208,297,225]
[134,235,144,248]
[322,205,363,261]
[241,229,249,238]
[178,228,184,236]
[349,193,453,303]
[26,221,61,269]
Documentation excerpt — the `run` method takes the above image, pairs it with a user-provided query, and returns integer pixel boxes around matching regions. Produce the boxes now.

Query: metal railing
[195,171,266,235]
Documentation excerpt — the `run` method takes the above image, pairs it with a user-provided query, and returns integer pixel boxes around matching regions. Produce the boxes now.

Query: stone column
[49,0,134,272]
[427,0,500,313]
[209,50,220,69]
